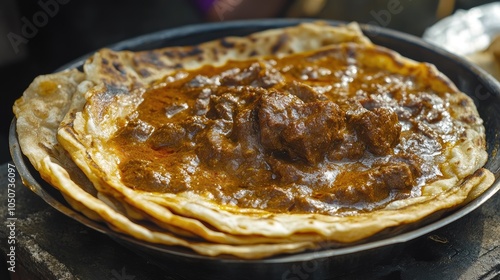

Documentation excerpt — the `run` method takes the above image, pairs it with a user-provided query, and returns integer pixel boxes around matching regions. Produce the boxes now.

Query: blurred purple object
[192,0,216,13]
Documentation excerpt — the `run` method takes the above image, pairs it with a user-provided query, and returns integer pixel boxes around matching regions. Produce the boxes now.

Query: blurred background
[0,0,497,164]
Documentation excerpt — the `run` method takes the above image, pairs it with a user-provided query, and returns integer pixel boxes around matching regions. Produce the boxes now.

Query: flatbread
[14,22,494,259]
[13,69,318,259]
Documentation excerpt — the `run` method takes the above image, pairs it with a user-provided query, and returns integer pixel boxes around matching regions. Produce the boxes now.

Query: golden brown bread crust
[14,22,494,259]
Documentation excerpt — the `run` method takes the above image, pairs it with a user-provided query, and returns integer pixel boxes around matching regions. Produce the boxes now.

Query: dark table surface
[0,161,499,280]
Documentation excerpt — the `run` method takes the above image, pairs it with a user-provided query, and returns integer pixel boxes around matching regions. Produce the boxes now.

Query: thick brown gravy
[111,46,459,214]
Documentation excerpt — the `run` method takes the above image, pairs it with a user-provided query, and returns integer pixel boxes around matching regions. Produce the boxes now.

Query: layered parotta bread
[14,22,494,259]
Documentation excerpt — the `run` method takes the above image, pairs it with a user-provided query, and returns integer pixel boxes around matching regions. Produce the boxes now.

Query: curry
[112,46,457,215]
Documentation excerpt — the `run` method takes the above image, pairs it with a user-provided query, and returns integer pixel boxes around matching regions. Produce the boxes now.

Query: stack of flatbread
[13,22,494,259]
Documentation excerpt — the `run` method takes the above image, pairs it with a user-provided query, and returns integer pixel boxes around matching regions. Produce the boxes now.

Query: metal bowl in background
[423,2,500,56]
[9,19,500,279]
[423,2,500,82]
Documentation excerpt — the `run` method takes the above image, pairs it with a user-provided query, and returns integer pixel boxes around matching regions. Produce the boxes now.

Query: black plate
[9,19,500,279]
